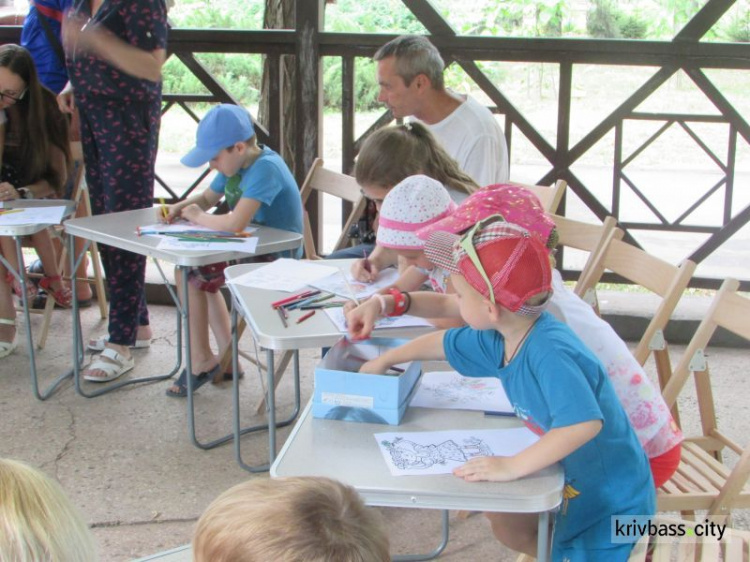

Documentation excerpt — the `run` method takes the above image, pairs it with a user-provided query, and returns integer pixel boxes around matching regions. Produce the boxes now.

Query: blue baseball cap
[181,104,256,167]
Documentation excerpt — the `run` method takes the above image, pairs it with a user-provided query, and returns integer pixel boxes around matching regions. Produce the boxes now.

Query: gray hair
[374,35,445,90]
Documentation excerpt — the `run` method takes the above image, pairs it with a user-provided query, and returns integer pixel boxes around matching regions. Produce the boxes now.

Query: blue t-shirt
[210,146,303,258]
[444,312,655,561]
[21,0,73,94]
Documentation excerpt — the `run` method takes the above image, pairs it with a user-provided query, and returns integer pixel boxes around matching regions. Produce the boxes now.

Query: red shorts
[650,443,682,488]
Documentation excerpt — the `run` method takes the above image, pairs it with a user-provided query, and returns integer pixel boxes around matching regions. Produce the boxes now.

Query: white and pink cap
[376,175,457,250]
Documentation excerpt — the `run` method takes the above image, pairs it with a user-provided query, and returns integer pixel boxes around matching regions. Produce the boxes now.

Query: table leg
[71,237,177,397]
[0,238,72,400]
[392,510,450,561]
[229,297,302,472]
[536,510,551,562]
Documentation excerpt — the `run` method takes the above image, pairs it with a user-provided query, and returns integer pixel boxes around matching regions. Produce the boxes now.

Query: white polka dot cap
[376,175,457,250]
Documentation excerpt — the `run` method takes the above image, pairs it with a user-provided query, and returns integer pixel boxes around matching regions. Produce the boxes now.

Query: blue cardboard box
[312,337,421,425]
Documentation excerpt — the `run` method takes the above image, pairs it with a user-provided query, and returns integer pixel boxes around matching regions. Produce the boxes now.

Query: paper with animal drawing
[310,267,401,300]
[375,428,539,476]
[409,370,514,414]
[0,205,67,226]
[228,258,340,292]
[323,306,433,333]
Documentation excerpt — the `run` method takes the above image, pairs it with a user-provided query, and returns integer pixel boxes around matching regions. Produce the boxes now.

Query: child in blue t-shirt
[162,104,303,397]
[359,219,655,561]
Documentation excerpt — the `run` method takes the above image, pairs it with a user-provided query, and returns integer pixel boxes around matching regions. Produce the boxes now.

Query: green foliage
[724,11,750,42]
[619,13,649,39]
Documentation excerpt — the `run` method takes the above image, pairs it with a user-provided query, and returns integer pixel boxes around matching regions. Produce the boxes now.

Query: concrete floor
[1,298,749,561]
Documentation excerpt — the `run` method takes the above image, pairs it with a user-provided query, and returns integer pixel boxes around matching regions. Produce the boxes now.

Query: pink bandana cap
[415,183,555,250]
[377,175,457,250]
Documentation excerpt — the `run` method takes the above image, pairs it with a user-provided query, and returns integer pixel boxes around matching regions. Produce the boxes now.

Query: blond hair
[355,123,478,195]
[0,459,96,562]
[193,477,390,562]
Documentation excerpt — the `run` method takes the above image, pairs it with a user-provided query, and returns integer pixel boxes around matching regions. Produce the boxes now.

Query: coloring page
[374,428,539,476]
[156,235,259,253]
[311,267,401,300]
[410,370,514,414]
[324,306,433,333]
[0,205,67,226]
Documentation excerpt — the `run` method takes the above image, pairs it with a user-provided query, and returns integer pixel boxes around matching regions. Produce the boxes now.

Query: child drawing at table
[348,183,682,489]
[162,104,303,397]
[343,122,478,280]
[358,220,655,561]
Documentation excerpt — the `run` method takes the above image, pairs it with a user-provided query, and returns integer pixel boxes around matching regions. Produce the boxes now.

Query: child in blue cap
[163,104,303,397]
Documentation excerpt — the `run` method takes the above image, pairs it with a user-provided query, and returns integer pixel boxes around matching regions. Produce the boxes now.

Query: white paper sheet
[311,267,401,300]
[374,428,539,476]
[323,306,433,333]
[156,235,259,253]
[0,205,67,226]
[229,258,339,292]
[410,370,514,415]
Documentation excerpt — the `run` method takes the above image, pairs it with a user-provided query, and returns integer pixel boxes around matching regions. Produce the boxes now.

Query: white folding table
[272,401,564,562]
[64,208,302,448]
[224,259,434,472]
[0,199,77,400]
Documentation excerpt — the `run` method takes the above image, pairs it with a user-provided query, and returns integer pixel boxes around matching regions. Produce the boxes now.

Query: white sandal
[87,334,151,352]
[83,348,135,382]
[0,317,16,359]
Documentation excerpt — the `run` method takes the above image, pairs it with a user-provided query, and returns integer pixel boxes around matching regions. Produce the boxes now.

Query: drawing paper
[374,428,539,476]
[311,267,401,300]
[0,206,67,226]
[324,306,433,333]
[230,259,339,292]
[410,370,514,414]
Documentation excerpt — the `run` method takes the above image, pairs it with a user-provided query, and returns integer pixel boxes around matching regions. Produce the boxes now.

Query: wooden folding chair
[300,157,366,259]
[508,179,567,214]
[655,279,750,522]
[551,214,621,294]
[574,235,697,424]
[23,142,107,348]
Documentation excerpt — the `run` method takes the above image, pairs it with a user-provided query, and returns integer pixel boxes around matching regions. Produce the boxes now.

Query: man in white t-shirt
[374,35,509,187]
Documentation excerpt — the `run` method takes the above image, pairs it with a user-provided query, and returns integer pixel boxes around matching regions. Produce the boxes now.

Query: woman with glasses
[57,0,168,382]
[0,44,72,359]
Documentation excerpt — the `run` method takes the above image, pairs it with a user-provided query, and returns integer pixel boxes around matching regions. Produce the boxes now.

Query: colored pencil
[295,310,316,324]
[277,306,288,328]
[271,289,319,309]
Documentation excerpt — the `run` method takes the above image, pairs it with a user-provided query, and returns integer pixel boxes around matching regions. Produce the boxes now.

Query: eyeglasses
[0,89,27,103]
[458,214,507,305]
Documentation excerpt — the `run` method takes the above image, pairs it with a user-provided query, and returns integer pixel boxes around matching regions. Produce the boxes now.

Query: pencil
[159,197,168,219]
[277,306,288,328]
[340,269,359,305]
[296,310,316,324]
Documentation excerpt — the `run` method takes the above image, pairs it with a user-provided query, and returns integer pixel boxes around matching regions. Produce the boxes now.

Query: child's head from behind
[355,122,478,205]
[192,476,390,562]
[181,104,257,174]
[425,220,552,326]
[0,458,96,562]
[376,175,455,268]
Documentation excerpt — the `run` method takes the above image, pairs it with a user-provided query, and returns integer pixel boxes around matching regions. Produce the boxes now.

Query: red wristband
[386,288,408,317]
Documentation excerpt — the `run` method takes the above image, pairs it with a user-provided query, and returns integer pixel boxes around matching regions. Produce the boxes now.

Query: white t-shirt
[419,94,509,187]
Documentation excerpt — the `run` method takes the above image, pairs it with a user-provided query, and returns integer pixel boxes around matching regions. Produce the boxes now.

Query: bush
[619,14,649,39]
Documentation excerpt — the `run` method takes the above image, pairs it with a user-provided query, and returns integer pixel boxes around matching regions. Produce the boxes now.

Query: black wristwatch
[16,187,33,199]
